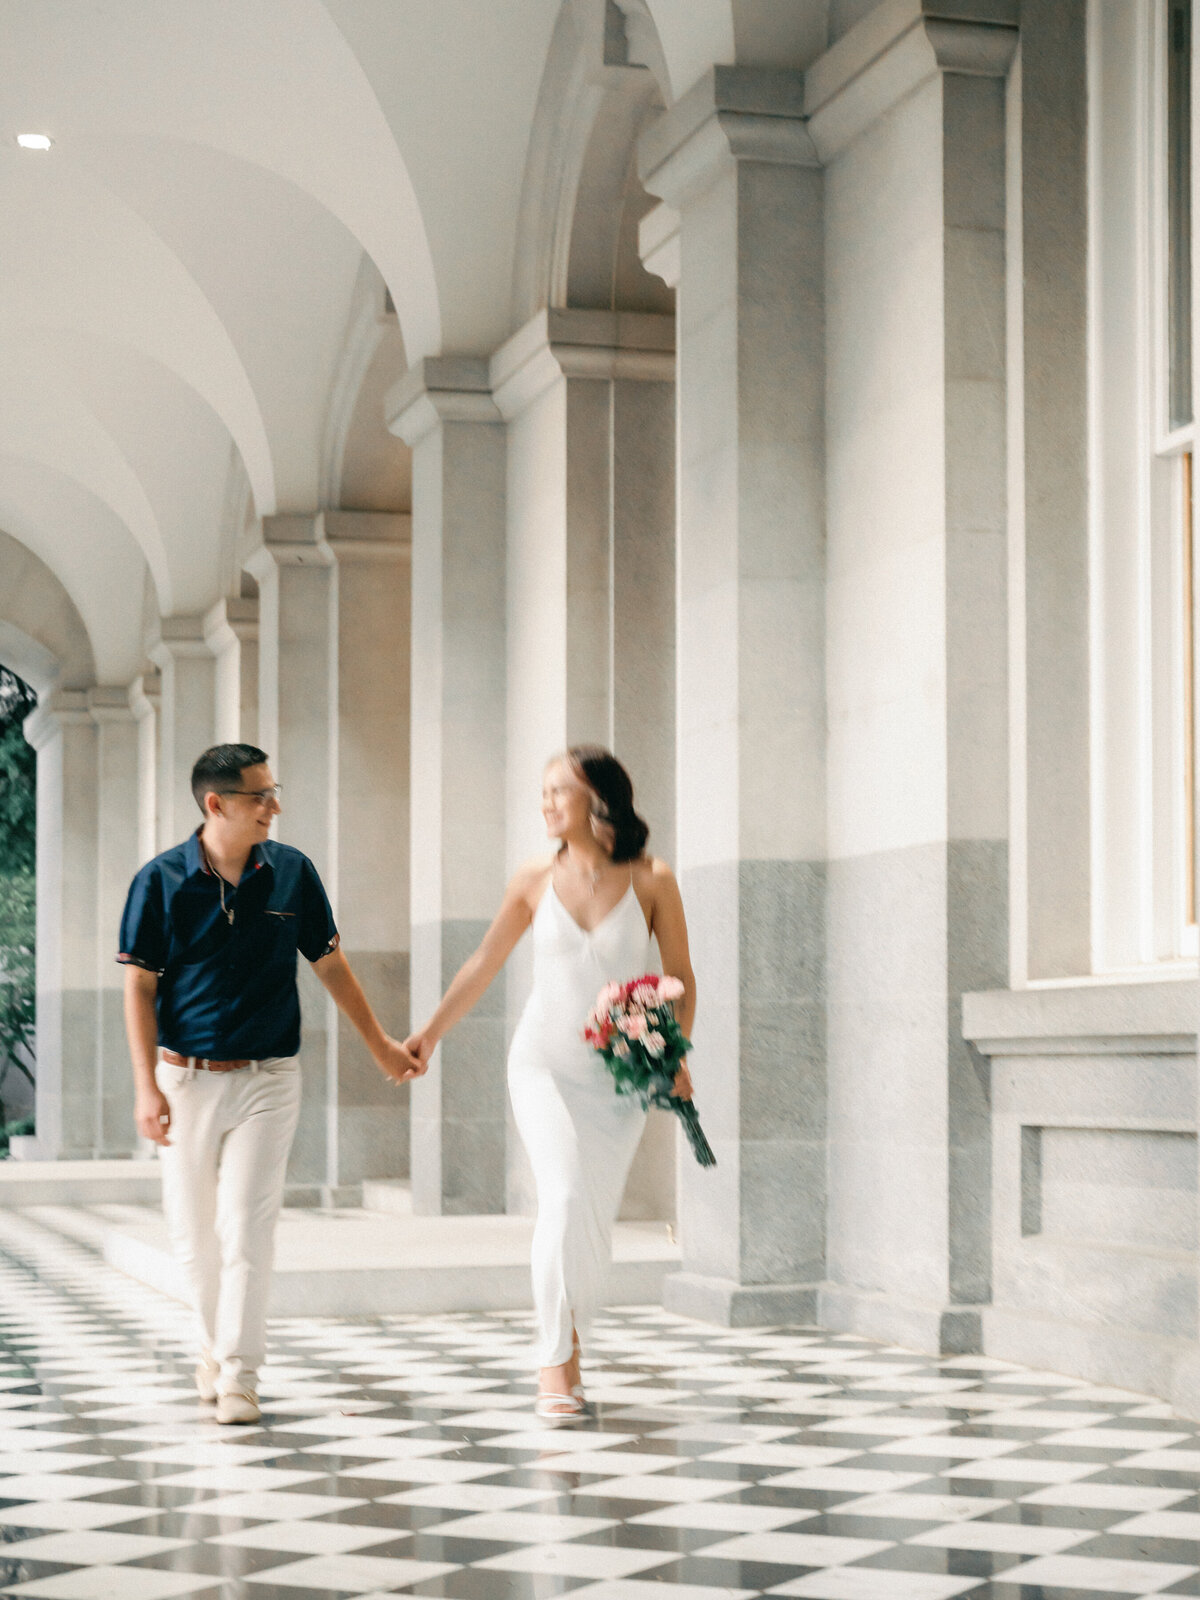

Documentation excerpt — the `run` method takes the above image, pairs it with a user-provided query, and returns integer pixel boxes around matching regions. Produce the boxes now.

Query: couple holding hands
[120,742,695,1424]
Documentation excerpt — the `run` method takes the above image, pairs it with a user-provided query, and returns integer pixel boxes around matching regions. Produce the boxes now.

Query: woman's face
[542,760,593,841]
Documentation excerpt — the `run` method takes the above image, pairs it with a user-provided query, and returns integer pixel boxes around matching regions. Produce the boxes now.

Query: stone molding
[490,308,675,421]
[637,7,1019,201]
[385,356,500,447]
[23,690,92,750]
[202,596,259,658]
[85,686,136,726]
[127,671,161,723]
[248,512,409,576]
[147,615,213,669]
[638,201,681,289]
[638,67,815,212]
[805,3,1017,162]
[963,976,1199,1058]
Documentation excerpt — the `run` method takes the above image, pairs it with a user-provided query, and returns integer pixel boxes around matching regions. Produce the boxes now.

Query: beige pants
[156,1055,301,1393]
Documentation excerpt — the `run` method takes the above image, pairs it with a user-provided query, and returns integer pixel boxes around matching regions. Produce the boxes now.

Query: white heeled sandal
[535,1388,585,1421]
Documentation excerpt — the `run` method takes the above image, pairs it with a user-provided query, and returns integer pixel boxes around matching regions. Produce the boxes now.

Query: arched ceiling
[0,0,756,688]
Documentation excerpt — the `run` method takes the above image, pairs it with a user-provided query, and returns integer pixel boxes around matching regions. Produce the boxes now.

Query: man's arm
[124,966,171,1145]
[311,947,423,1082]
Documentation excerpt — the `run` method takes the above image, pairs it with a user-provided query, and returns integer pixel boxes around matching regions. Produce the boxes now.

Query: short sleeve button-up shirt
[117,830,339,1061]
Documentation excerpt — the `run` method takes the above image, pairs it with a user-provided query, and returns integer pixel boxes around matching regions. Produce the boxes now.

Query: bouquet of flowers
[584,974,716,1168]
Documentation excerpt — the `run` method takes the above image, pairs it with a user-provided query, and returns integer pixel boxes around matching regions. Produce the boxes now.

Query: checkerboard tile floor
[2,1211,1200,1597]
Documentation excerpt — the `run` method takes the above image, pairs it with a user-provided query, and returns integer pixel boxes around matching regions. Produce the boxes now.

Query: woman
[403,745,696,1418]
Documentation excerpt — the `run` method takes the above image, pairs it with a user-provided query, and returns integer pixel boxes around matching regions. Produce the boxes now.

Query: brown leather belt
[162,1050,251,1073]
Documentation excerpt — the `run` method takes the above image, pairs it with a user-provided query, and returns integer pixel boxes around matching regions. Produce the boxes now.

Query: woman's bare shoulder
[510,855,556,898]
[634,855,679,899]
[639,854,677,883]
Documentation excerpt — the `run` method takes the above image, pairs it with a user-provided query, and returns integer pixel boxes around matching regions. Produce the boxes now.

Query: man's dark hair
[191,744,269,813]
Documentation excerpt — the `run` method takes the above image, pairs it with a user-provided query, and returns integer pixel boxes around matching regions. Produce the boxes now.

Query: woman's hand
[401,1031,436,1072]
[671,1061,694,1100]
[375,1036,426,1083]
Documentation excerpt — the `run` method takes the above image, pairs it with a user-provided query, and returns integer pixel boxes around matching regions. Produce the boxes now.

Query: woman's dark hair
[191,743,269,813]
[566,745,649,863]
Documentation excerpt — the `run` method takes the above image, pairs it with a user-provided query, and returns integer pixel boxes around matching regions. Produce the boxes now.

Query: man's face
[205,763,281,844]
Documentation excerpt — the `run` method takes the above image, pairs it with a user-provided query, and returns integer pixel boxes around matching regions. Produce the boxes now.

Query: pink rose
[645,1031,666,1057]
[619,1012,648,1039]
[659,976,684,1000]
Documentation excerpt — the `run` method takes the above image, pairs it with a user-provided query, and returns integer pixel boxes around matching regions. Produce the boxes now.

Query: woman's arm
[403,862,544,1063]
[648,859,697,1097]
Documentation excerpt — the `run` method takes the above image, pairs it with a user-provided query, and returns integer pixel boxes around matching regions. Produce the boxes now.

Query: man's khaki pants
[156,1055,301,1394]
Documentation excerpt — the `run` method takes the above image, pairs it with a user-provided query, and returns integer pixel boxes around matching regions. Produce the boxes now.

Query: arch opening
[0,666,37,1153]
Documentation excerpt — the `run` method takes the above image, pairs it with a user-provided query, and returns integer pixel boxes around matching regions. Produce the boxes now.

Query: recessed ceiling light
[16,134,52,151]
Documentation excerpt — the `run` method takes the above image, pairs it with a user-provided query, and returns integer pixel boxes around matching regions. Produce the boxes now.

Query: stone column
[1012,0,1089,980]
[387,360,509,1215]
[129,671,161,867]
[205,596,259,747]
[250,518,338,1201]
[149,618,216,850]
[806,12,1015,1349]
[639,68,827,1324]
[19,695,99,1160]
[326,513,411,1192]
[89,687,142,1157]
[250,512,410,1201]
[490,309,677,1220]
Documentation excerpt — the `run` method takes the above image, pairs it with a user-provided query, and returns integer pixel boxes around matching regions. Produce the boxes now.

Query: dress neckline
[548,879,644,937]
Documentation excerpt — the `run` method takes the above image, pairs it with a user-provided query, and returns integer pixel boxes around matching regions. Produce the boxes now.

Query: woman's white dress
[508,875,651,1367]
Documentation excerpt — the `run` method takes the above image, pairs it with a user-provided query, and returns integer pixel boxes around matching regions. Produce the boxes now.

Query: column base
[662,1271,820,1327]
[819,1282,984,1355]
[7,1136,95,1162]
[1171,1347,1200,1422]
[283,1183,362,1209]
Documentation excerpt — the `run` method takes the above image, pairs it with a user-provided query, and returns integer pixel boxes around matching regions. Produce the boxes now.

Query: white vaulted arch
[0,529,95,695]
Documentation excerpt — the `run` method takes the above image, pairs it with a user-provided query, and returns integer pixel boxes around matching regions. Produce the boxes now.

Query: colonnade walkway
[0,1165,678,1320]
[0,1209,1199,1597]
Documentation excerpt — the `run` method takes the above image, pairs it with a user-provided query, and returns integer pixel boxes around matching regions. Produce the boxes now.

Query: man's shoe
[215,1390,261,1425]
[195,1354,220,1404]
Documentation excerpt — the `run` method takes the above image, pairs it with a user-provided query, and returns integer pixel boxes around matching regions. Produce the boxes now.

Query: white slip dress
[507,871,651,1367]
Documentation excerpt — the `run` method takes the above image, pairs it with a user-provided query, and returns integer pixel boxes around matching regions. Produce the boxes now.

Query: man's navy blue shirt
[117,830,339,1060]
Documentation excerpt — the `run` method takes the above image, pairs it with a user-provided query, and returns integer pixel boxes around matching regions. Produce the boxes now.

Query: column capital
[147,615,213,669]
[638,66,815,211]
[127,670,161,721]
[803,1,1017,163]
[323,511,412,565]
[638,202,681,290]
[247,512,410,577]
[23,690,92,750]
[203,596,259,655]
[247,515,336,578]
[490,309,675,421]
[86,686,137,726]
[385,356,501,447]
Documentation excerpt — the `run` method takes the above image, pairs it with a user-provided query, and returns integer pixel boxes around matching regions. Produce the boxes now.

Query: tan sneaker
[215,1389,261,1425]
[195,1354,219,1404]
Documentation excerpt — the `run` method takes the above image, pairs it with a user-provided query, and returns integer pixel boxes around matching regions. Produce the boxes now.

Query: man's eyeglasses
[219,785,282,805]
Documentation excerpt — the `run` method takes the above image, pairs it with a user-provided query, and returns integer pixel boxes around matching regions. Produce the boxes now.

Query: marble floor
[0,1210,1199,1597]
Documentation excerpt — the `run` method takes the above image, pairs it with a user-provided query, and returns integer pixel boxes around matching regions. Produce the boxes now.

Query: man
[119,743,422,1424]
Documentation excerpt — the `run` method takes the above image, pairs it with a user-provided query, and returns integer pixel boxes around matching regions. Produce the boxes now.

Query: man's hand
[374,1036,426,1083]
[135,1086,172,1146]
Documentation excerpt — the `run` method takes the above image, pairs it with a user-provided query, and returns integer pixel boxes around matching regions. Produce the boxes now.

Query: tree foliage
[0,667,37,1133]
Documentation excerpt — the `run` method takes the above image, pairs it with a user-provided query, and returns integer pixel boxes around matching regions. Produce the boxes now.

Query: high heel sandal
[535,1388,585,1421]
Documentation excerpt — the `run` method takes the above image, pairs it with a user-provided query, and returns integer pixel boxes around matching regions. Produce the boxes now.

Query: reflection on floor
[0,1207,1199,1598]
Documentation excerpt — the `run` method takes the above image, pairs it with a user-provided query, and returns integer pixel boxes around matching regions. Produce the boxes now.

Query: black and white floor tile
[1,1210,1200,1597]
